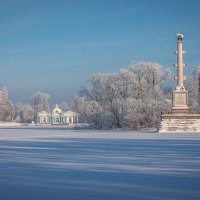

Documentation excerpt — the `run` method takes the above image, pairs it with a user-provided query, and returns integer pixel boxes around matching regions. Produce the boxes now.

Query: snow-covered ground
[0,127,200,200]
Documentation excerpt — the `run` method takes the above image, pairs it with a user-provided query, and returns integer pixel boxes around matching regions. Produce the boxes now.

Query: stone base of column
[159,114,200,132]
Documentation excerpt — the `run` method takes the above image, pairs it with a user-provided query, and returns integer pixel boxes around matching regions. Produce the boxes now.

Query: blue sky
[0,0,200,104]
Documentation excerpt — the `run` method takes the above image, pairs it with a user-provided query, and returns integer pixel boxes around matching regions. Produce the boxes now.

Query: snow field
[0,127,200,200]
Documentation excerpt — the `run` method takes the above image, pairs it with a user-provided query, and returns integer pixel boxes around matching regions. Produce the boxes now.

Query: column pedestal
[172,89,190,114]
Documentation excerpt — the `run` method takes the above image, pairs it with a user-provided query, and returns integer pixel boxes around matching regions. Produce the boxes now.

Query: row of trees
[1,61,200,128]
[0,90,70,123]
[74,61,200,129]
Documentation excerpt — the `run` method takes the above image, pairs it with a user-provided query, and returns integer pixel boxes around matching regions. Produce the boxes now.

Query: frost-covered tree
[85,101,105,129]
[0,87,14,121]
[73,96,112,128]
[188,66,200,113]
[129,62,171,100]
[79,73,120,128]
[14,103,34,123]
[77,61,171,130]
[73,96,88,123]
[30,91,50,116]
[124,62,171,128]
[124,98,145,129]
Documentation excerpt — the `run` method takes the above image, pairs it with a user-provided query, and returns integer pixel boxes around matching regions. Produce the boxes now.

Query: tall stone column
[159,34,200,132]
[172,33,189,114]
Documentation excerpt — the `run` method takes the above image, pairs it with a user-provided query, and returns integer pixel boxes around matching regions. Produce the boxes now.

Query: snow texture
[0,127,200,200]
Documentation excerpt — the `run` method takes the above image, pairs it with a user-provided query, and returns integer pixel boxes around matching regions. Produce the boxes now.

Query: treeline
[74,61,200,130]
[0,90,70,123]
[1,61,200,128]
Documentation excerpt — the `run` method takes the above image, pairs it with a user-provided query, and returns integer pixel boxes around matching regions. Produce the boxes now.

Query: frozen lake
[0,127,200,200]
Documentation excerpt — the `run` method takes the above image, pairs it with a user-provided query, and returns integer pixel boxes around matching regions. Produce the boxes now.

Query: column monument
[172,33,189,114]
[159,34,200,132]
